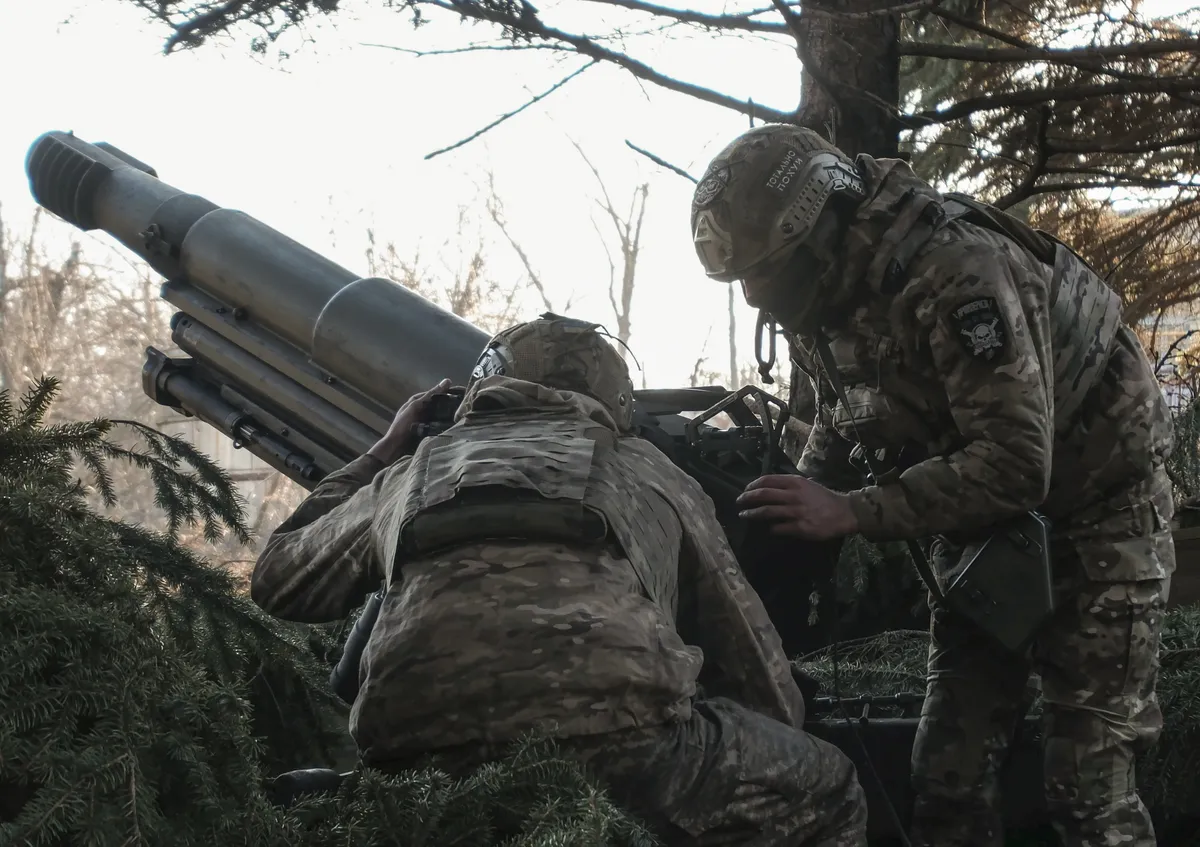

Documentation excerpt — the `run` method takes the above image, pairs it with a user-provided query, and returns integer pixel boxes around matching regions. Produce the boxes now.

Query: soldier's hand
[736,475,859,541]
[368,378,454,464]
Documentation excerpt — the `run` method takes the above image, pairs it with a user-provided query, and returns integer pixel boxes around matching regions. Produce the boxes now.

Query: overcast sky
[0,0,1191,391]
[1,0,809,390]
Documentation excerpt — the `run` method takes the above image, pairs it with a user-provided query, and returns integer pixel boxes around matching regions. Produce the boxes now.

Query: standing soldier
[251,313,868,847]
[689,123,1174,847]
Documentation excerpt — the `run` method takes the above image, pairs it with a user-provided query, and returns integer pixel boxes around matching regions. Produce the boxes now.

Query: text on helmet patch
[766,148,802,193]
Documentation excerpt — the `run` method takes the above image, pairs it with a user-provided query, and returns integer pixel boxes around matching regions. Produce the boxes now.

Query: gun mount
[25,131,1049,841]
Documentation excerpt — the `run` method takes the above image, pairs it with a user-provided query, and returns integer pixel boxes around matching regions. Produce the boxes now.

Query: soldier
[250,314,868,847]
[689,124,1174,847]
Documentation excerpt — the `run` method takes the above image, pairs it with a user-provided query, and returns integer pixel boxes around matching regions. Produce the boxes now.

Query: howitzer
[25,131,1047,841]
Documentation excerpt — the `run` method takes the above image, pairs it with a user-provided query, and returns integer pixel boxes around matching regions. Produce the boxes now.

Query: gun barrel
[26,131,491,412]
[26,130,495,488]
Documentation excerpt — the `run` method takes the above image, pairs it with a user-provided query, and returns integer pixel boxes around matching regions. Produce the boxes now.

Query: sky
[0,0,810,391]
[0,0,1193,395]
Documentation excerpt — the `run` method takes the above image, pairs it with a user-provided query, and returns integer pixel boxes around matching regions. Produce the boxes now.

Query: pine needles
[0,376,660,847]
[798,607,1200,829]
[0,376,342,844]
[280,736,661,847]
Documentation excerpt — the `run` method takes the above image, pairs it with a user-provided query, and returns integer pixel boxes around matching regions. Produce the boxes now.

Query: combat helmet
[690,123,867,291]
[469,313,635,429]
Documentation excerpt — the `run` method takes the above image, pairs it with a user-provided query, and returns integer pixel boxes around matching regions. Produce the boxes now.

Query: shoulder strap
[813,336,947,602]
[941,192,1058,266]
[941,191,1104,280]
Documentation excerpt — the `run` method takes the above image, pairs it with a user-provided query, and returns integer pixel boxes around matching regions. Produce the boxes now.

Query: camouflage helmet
[469,313,635,429]
[690,123,867,283]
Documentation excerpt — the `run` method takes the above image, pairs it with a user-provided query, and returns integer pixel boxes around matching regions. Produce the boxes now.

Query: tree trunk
[795,0,902,158]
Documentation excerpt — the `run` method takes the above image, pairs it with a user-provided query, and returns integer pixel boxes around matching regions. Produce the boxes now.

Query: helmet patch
[471,342,510,380]
[693,164,730,208]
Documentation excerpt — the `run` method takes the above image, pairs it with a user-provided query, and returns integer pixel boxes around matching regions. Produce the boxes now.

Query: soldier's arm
[845,241,1052,540]
[797,415,864,493]
[789,356,863,492]
[251,454,401,623]
[675,507,807,728]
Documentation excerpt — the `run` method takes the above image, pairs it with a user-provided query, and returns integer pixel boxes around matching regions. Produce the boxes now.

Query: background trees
[118,0,1200,369]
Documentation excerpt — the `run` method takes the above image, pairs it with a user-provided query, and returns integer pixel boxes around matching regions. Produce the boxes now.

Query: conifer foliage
[278,735,661,847]
[800,608,1200,838]
[0,376,343,844]
[0,376,659,847]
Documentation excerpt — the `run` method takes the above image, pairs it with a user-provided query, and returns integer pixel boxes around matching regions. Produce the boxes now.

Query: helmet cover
[470,313,635,429]
[690,123,866,283]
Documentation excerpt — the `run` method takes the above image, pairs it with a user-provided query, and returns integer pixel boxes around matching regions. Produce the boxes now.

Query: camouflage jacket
[790,157,1174,581]
[251,375,804,762]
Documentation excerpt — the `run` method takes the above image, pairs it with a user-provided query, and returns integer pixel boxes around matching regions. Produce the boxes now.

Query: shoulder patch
[951,297,1008,361]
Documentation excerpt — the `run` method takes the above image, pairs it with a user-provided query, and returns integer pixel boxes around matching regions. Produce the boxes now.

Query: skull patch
[951,297,1008,361]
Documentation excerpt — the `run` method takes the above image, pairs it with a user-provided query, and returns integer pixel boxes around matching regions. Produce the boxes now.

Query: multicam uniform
[792,157,1174,847]
[251,317,867,847]
[690,126,1175,847]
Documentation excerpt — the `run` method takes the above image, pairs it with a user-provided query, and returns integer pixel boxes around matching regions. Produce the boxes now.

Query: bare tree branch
[164,0,247,51]
[483,172,555,312]
[591,213,621,322]
[579,0,934,28]
[424,59,598,159]
[567,139,648,351]
[578,0,788,33]
[929,6,1037,49]
[1157,329,1200,376]
[360,40,560,56]
[624,140,698,182]
[417,0,793,123]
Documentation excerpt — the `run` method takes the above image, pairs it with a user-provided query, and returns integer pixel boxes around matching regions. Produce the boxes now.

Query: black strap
[812,336,946,603]
[802,333,917,847]
[754,311,778,385]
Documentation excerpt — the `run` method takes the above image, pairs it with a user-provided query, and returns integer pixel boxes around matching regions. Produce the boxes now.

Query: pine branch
[1044,130,1200,155]
[901,35,1199,62]
[907,76,1200,127]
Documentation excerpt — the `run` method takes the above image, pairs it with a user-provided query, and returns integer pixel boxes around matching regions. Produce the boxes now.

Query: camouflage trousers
[909,577,1170,847]
[384,697,868,847]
